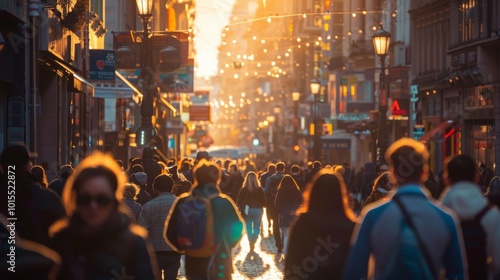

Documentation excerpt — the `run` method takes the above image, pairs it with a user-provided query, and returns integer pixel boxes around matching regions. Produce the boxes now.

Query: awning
[39,55,94,96]
[419,119,460,143]
[94,71,143,104]
[53,60,94,96]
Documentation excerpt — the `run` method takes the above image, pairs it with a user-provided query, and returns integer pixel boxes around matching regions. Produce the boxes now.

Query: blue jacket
[343,184,466,280]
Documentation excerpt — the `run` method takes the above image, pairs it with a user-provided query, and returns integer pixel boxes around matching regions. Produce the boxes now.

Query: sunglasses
[77,194,113,207]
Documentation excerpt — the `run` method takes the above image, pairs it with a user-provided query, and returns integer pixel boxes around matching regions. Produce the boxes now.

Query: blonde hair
[243,171,261,192]
[123,183,140,200]
[61,151,127,217]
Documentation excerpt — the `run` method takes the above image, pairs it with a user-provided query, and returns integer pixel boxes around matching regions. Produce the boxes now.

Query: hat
[1,144,36,167]
[130,164,144,174]
[130,172,147,186]
[196,151,210,161]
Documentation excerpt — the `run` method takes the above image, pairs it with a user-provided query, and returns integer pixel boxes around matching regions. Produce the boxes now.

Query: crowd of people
[1,139,500,279]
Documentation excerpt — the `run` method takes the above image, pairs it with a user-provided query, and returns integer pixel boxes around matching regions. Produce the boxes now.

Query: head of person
[299,169,356,221]
[153,173,174,195]
[123,183,139,201]
[62,152,126,228]
[59,164,74,180]
[31,165,48,187]
[276,162,285,173]
[193,159,221,187]
[443,154,478,186]
[223,159,231,171]
[130,164,144,175]
[196,151,210,162]
[278,174,300,192]
[373,172,397,194]
[376,163,389,175]
[129,172,147,189]
[229,163,239,175]
[115,160,124,170]
[142,146,154,160]
[181,161,191,172]
[487,176,500,198]
[290,165,301,175]
[243,171,261,192]
[333,165,345,176]
[0,143,34,173]
[167,164,180,181]
[385,138,429,185]
[215,159,223,168]
[312,161,322,170]
[267,163,276,173]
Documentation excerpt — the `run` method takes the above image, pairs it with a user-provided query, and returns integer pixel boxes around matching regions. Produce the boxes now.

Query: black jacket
[51,212,158,280]
[236,187,266,211]
[285,212,355,280]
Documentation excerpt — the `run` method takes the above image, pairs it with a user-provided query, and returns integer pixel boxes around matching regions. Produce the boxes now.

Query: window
[458,0,476,43]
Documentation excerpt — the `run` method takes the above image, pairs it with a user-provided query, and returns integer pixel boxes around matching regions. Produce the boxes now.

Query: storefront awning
[53,60,94,96]
[419,119,460,143]
[94,71,143,104]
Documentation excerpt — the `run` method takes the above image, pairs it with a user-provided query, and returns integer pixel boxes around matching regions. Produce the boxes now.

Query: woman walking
[236,171,266,252]
[49,152,158,280]
[285,170,356,279]
[274,175,303,255]
[363,172,397,207]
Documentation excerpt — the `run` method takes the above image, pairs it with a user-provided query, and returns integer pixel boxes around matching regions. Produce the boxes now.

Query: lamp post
[135,0,157,148]
[292,91,300,153]
[273,105,282,159]
[310,79,321,161]
[372,24,391,163]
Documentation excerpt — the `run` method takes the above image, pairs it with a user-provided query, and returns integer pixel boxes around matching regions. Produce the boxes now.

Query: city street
[177,213,285,280]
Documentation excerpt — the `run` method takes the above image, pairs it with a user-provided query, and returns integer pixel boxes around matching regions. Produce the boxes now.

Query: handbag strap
[393,195,436,276]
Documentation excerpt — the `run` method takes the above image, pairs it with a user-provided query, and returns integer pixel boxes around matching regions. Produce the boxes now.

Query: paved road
[177,214,285,279]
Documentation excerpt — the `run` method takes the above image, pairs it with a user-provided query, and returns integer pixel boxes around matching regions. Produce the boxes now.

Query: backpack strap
[393,196,437,277]
[474,204,492,222]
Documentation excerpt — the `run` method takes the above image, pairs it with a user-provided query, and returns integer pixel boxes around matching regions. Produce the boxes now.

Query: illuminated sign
[389,98,409,116]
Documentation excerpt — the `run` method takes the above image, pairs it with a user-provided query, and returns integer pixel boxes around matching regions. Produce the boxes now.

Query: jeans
[155,251,181,280]
[281,227,290,254]
[245,207,263,245]
[267,205,282,251]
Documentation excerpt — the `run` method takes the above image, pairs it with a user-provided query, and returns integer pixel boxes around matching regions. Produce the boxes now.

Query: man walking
[139,174,180,280]
[343,138,466,280]
[441,154,500,280]
[265,162,286,253]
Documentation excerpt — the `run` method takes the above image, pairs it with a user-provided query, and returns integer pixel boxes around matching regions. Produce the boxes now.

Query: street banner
[89,50,115,81]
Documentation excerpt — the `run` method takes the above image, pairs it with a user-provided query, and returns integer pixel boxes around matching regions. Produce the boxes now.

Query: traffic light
[253,138,260,146]
[113,31,189,72]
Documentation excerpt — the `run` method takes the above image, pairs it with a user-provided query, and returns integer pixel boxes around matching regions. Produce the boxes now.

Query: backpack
[174,193,217,257]
[266,175,282,200]
[381,197,435,280]
[460,204,492,280]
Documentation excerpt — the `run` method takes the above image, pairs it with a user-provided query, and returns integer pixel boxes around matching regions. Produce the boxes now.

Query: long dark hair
[299,169,356,222]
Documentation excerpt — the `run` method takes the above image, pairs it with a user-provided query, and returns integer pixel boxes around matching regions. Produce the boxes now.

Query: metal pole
[28,0,41,163]
[378,56,388,163]
[135,15,157,147]
[313,94,322,161]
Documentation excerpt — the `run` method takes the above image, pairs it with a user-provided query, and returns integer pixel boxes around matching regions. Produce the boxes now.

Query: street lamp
[372,24,391,163]
[292,91,300,154]
[135,0,157,148]
[310,79,321,161]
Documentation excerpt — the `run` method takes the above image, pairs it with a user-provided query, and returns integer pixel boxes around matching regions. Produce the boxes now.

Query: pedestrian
[285,170,356,280]
[165,159,244,280]
[363,171,397,207]
[48,164,74,198]
[167,164,192,196]
[440,154,500,280]
[265,162,286,253]
[184,151,210,183]
[139,174,180,280]
[236,171,266,252]
[32,164,49,188]
[122,182,143,222]
[343,138,466,280]
[486,176,500,208]
[274,175,302,255]
[0,144,65,247]
[304,161,322,185]
[141,147,162,197]
[289,165,305,191]
[359,162,377,203]
[129,171,152,206]
[479,163,494,193]
[225,162,245,203]
[49,152,158,280]
[259,163,276,233]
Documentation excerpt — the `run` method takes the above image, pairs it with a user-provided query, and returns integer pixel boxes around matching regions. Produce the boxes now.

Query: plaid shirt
[138,192,177,252]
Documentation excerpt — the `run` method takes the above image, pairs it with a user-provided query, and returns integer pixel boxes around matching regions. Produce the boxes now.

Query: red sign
[389,99,409,116]
[189,106,211,121]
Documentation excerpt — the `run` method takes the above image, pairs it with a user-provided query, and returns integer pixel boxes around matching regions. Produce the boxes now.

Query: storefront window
[472,121,494,170]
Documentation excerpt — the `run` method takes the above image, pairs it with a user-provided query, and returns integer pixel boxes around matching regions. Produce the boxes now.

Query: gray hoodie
[440,181,500,278]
